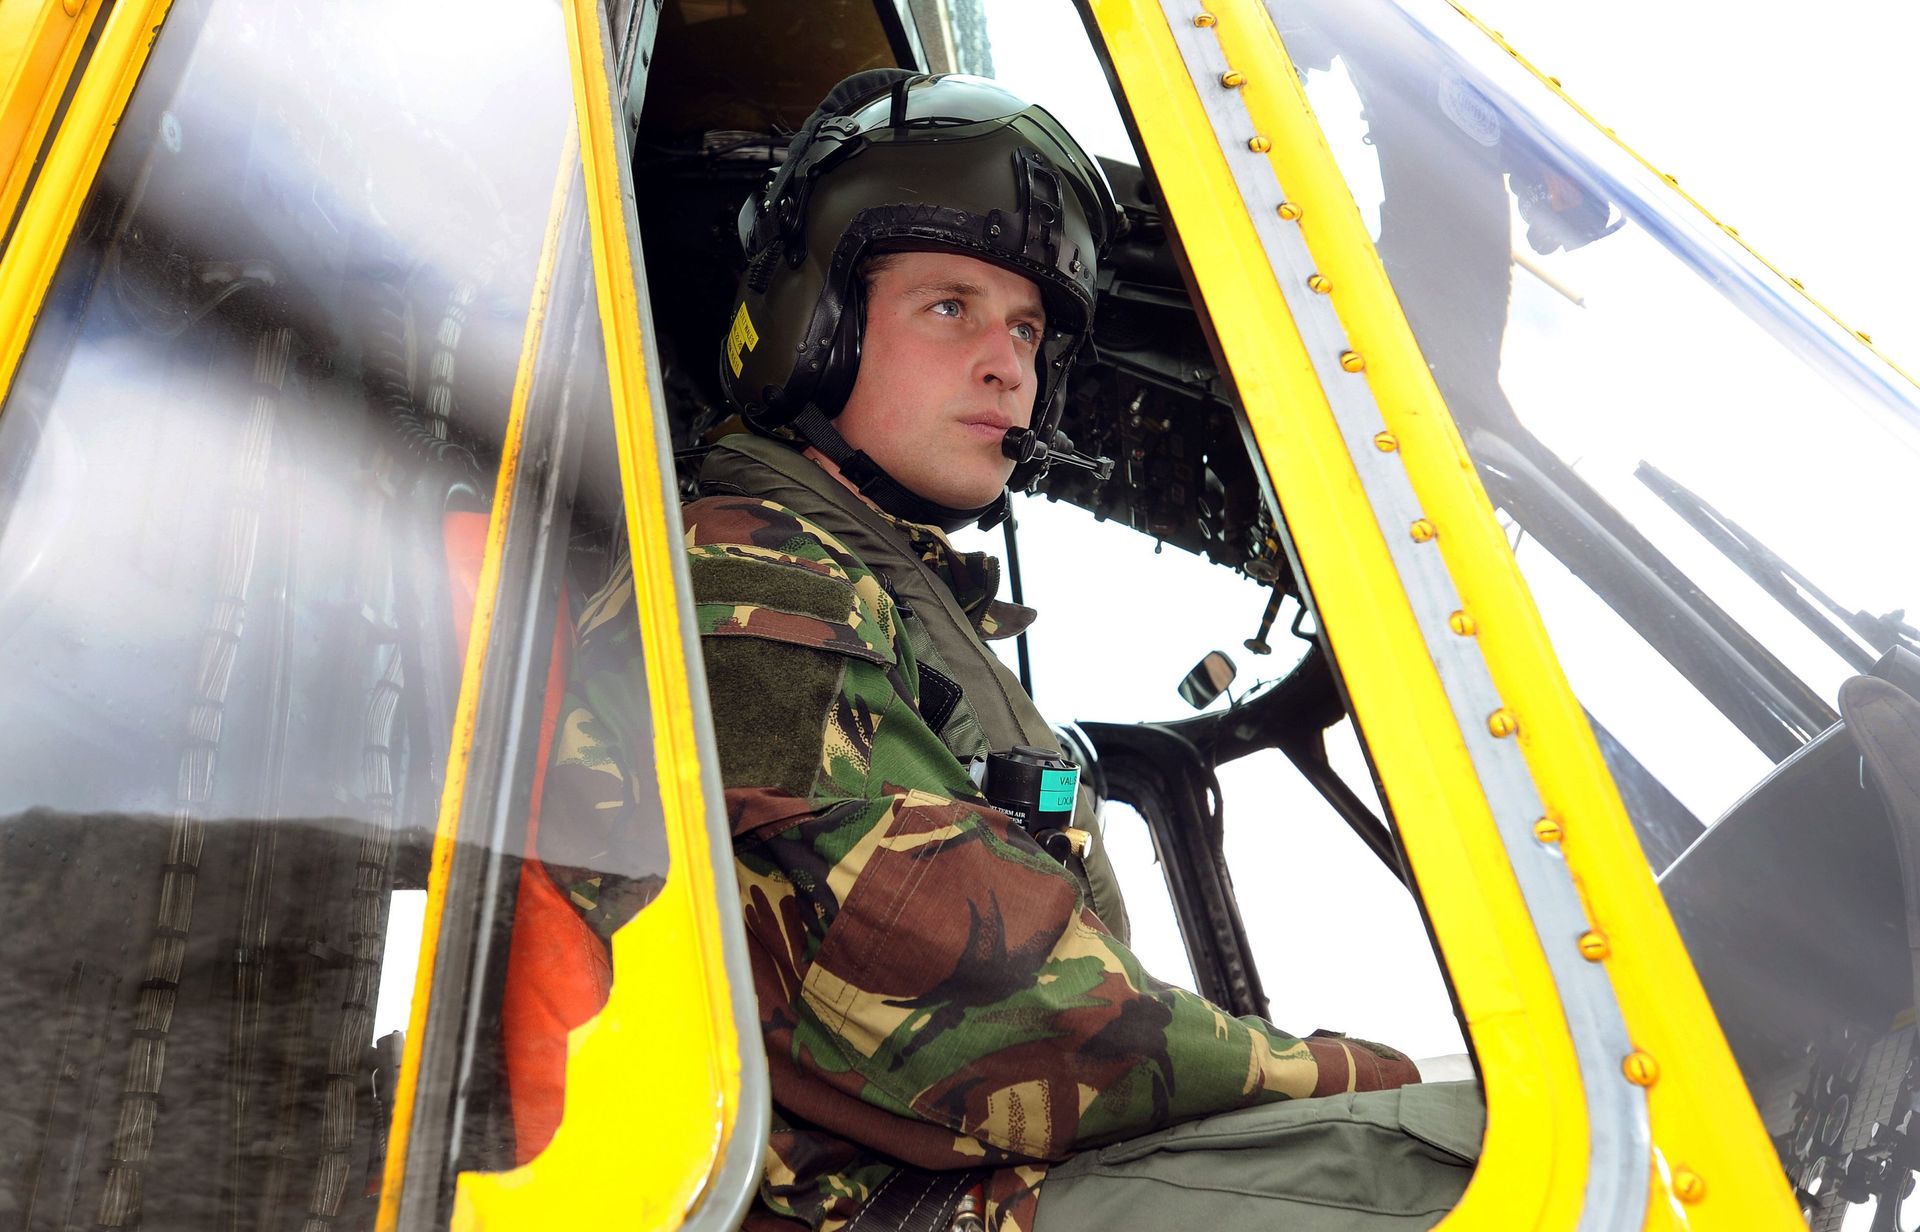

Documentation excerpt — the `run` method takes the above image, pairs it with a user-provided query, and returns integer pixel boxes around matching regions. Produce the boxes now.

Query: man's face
[835,250,1046,511]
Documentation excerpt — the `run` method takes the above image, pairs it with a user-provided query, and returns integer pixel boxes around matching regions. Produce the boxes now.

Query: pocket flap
[691,552,895,666]
[1397,1079,1486,1163]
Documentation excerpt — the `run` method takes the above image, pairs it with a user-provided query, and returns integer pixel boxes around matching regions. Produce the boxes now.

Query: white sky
[966,0,1920,1061]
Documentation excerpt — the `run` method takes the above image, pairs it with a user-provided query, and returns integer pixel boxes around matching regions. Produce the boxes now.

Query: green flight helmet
[720,69,1120,529]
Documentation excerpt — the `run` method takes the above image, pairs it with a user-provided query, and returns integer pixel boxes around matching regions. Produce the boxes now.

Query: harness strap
[790,404,1008,532]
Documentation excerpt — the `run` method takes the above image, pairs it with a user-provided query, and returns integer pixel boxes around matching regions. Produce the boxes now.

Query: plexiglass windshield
[0,0,665,1226]
[1274,0,1920,1222]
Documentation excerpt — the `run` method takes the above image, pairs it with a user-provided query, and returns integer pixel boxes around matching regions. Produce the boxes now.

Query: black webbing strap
[790,404,1007,532]
[845,1167,989,1232]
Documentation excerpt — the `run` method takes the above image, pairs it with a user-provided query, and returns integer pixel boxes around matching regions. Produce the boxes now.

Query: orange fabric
[441,511,611,1165]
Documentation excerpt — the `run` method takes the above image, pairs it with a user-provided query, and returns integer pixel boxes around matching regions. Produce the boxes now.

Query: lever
[1245,588,1282,655]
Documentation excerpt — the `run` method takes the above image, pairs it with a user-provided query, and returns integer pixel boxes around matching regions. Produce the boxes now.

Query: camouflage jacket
[665,437,1419,1232]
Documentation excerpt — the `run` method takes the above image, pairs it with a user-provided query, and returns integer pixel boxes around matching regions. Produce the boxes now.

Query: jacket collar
[697,435,1037,641]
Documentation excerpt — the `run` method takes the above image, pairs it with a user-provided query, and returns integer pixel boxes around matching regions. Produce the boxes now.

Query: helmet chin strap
[791,404,1010,532]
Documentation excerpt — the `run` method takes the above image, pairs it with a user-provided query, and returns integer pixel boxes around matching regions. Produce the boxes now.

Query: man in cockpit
[553,69,1481,1232]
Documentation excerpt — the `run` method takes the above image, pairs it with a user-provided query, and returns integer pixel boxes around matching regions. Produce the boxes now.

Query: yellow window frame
[0,0,168,403]
[1084,0,1799,1226]
[434,0,768,1228]
[0,0,106,247]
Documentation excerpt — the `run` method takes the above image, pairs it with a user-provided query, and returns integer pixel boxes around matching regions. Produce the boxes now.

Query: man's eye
[1011,322,1038,344]
[930,299,962,317]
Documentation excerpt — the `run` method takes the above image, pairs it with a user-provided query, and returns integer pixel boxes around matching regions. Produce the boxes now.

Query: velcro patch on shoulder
[691,553,895,666]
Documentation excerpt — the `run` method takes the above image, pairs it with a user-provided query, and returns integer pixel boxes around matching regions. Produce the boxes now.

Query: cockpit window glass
[1097,801,1199,993]
[1275,0,1920,1210]
[1274,0,1917,829]
[0,0,665,1223]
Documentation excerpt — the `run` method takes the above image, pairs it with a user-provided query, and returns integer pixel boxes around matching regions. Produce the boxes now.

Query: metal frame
[1081,720,1271,1019]
[876,0,932,73]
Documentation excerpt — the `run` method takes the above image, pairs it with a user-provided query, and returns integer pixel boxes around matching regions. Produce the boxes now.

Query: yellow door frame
[447,0,766,1228]
[1084,0,1799,1226]
[0,0,168,407]
[0,0,106,245]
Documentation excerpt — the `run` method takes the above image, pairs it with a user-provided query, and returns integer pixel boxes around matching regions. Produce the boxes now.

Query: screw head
[1409,519,1436,543]
[1578,930,1610,960]
[1308,273,1332,293]
[1221,70,1246,88]
[1447,610,1477,636]
[1248,135,1273,153]
[1193,11,1217,25]
[1672,1169,1704,1204]
[1486,707,1517,737]
[1623,1050,1660,1086]
[1339,350,1365,373]
[1372,431,1399,453]
[1277,201,1303,221]
[1533,816,1564,844]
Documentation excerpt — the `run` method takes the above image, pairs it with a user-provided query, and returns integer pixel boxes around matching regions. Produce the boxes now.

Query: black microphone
[1000,427,1113,481]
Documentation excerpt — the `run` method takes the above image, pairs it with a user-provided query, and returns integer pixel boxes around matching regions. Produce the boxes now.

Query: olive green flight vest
[698,434,1131,943]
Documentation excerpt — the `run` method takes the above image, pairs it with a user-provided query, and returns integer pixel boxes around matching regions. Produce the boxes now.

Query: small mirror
[1177,650,1237,710]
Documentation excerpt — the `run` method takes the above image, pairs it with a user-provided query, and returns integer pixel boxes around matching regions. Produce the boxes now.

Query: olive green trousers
[1032,1081,1484,1231]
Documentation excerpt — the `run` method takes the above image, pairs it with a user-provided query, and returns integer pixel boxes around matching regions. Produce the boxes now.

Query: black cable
[1003,504,1033,698]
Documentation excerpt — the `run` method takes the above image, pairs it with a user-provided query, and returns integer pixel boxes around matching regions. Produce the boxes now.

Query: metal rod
[1278,738,1406,886]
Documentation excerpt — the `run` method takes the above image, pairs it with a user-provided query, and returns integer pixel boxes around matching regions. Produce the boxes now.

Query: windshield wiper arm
[1637,462,1907,672]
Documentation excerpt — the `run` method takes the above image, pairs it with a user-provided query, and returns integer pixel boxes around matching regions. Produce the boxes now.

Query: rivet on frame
[1533,816,1564,844]
[1372,431,1398,453]
[1623,1050,1660,1087]
[1220,70,1246,88]
[1338,350,1365,373]
[1307,273,1332,293]
[1578,930,1610,961]
[1248,135,1272,153]
[1447,610,1477,636]
[1193,12,1217,26]
[1277,202,1303,221]
[1486,707,1517,737]
[1672,1169,1705,1205]
[1408,518,1436,543]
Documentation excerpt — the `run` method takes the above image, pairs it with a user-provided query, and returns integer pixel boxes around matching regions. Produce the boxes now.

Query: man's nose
[976,327,1024,392]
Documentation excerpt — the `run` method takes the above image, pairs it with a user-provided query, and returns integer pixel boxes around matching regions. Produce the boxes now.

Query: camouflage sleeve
[686,496,1418,1170]
[538,556,668,941]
